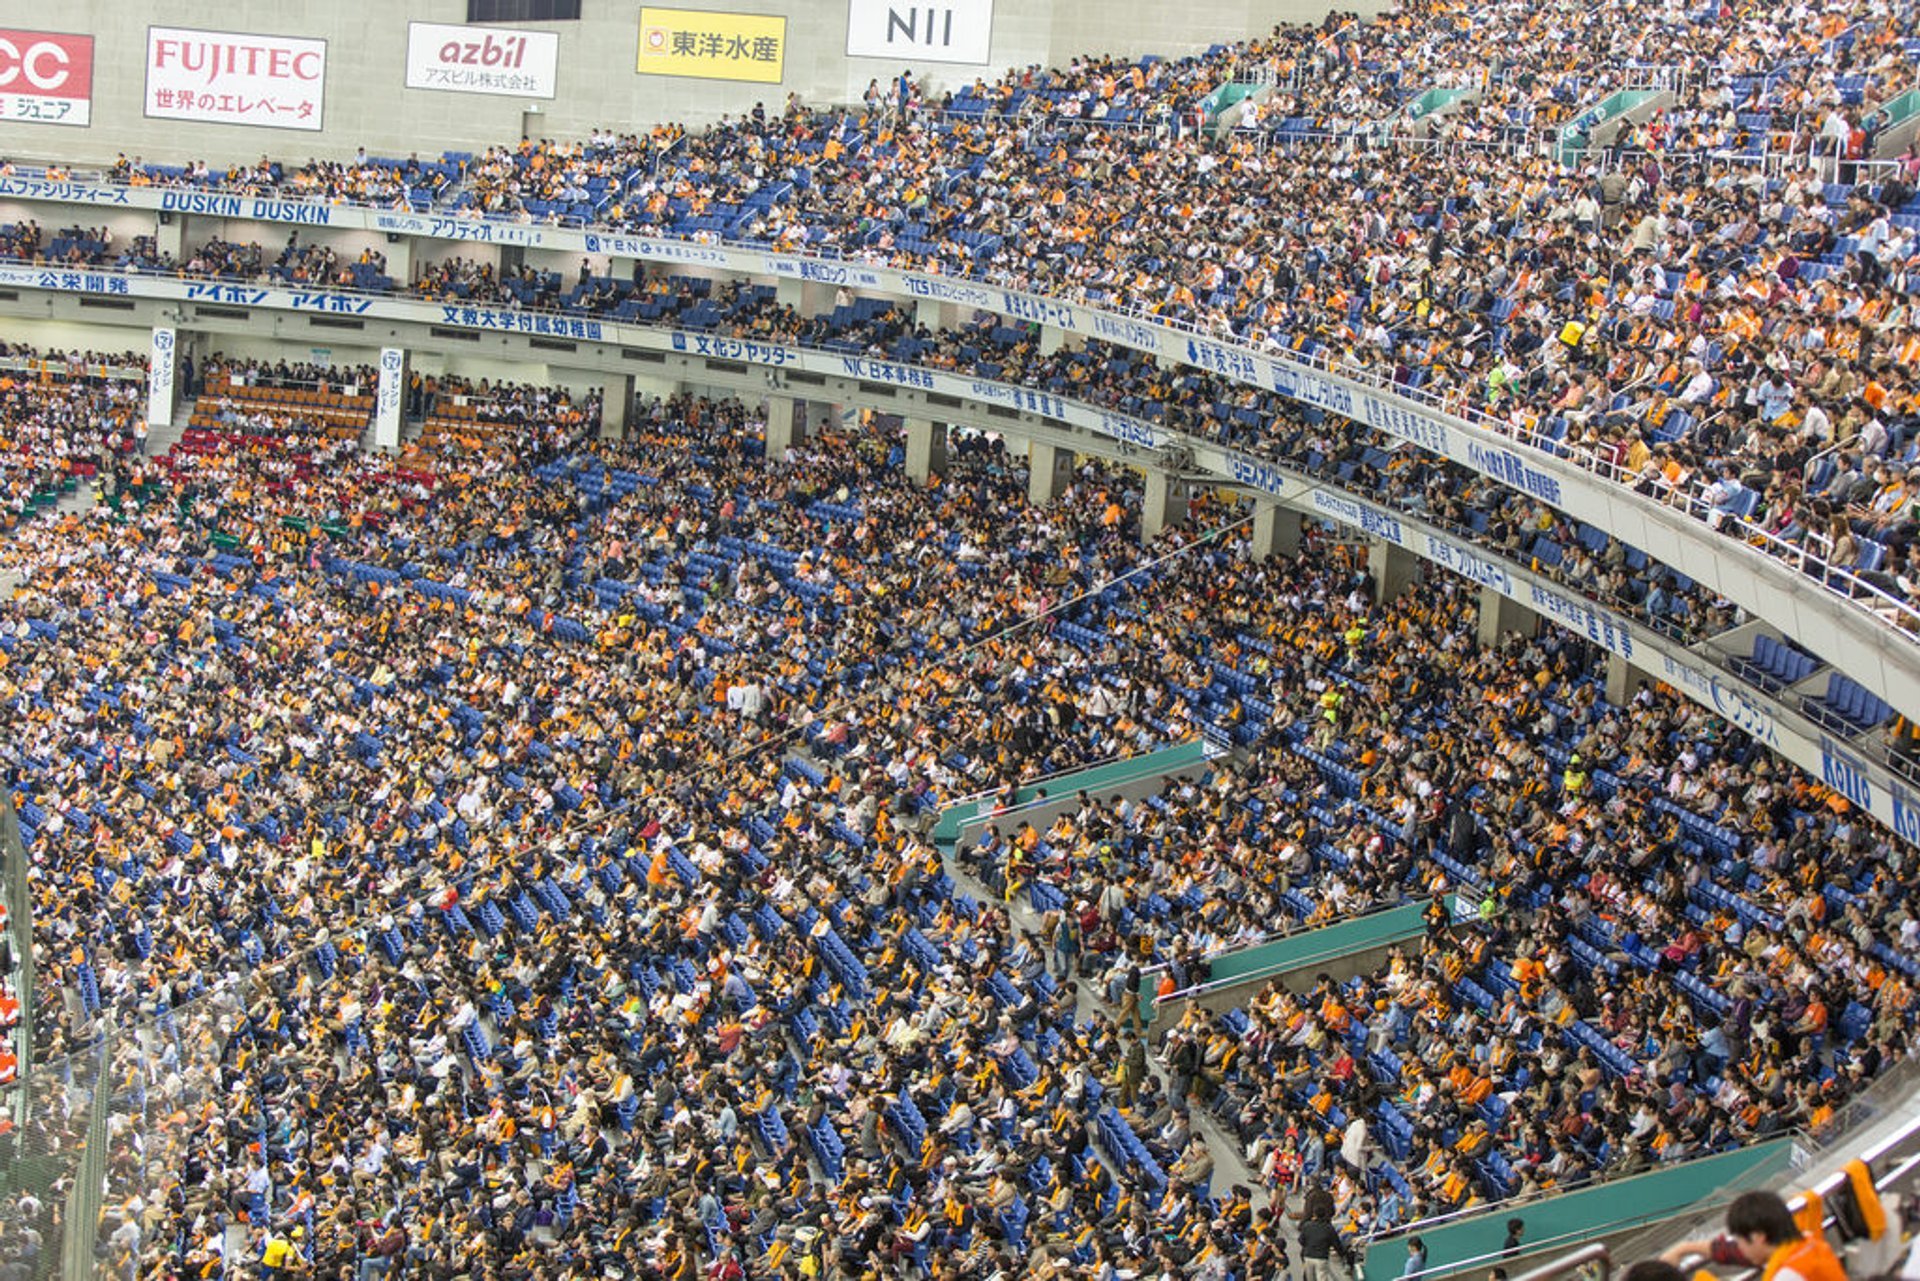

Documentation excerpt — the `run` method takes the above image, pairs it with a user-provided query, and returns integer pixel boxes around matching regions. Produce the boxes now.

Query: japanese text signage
[406,22,558,99]
[637,7,785,83]
[0,29,92,127]
[145,27,327,131]
[147,327,177,428]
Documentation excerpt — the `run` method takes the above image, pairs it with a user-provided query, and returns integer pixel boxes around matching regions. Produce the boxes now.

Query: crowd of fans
[0,352,1911,1279]
[0,347,144,529]
[0,2,1915,1274]
[7,0,1915,634]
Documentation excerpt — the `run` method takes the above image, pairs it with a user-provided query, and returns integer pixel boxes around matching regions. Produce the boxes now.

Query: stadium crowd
[0,234,1767,645]
[0,348,145,531]
[4,0,1912,635]
[0,0,1915,1274]
[0,351,1911,1279]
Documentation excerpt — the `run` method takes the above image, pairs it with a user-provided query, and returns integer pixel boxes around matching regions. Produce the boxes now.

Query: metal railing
[1508,1242,1613,1281]
[0,354,146,384]
[9,199,1920,661]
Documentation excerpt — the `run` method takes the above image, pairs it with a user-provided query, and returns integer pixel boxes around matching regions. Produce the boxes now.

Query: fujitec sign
[0,29,93,126]
[145,27,327,131]
[405,22,558,98]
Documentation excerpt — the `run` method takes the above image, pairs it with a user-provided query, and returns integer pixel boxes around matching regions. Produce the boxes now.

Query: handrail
[1508,1243,1612,1281]
[11,256,1920,720]
[0,354,146,383]
[934,743,1150,814]
[1144,896,1454,998]
[6,163,1917,652]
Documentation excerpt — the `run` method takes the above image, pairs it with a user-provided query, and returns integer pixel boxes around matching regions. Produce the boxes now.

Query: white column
[380,235,412,288]
[1606,652,1655,704]
[903,417,949,482]
[1369,541,1420,601]
[764,394,806,458]
[1477,586,1539,648]
[1250,505,1303,560]
[599,374,635,439]
[1141,472,1189,541]
[1027,440,1074,506]
[155,212,186,262]
[146,327,178,429]
[374,348,407,452]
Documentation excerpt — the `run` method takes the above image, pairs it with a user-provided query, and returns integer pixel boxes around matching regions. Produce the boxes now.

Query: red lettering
[292,50,319,79]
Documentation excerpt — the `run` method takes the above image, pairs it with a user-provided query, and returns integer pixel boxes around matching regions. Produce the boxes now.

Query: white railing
[5,181,1920,660]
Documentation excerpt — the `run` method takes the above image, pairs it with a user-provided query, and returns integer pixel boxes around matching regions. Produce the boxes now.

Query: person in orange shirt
[1663,1191,1846,1281]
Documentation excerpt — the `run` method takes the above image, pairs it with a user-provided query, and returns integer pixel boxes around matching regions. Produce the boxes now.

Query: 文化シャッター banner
[637,7,785,83]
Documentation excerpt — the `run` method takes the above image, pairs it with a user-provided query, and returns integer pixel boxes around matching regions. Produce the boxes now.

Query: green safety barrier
[1202,81,1264,118]
[1138,899,1445,1025]
[932,739,1214,849]
[1406,87,1475,120]
[210,532,241,550]
[1359,1140,1794,1280]
[1556,90,1659,166]
[1878,88,1920,129]
[281,517,311,533]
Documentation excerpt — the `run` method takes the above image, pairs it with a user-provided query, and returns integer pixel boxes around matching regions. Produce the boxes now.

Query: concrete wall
[13,0,1383,168]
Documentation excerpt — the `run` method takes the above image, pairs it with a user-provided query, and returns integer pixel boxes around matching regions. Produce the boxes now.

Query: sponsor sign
[0,29,92,126]
[637,7,786,83]
[845,0,994,65]
[375,348,406,451]
[406,21,558,98]
[147,327,177,427]
[146,27,327,130]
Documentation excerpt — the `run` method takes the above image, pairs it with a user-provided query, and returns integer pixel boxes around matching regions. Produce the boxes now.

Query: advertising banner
[637,7,785,83]
[147,327,177,428]
[406,21,558,98]
[845,0,993,65]
[0,29,92,126]
[146,26,327,131]
[375,348,406,451]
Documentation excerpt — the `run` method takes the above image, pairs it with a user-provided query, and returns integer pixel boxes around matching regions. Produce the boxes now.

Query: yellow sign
[637,7,786,83]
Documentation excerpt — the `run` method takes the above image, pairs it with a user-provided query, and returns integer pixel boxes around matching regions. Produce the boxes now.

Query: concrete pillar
[903,417,948,482]
[912,301,969,331]
[1027,439,1075,506]
[1250,505,1303,561]
[809,400,844,435]
[777,279,837,315]
[1476,586,1539,648]
[599,374,635,439]
[1606,653,1656,705]
[764,394,807,458]
[1039,326,1069,355]
[1369,541,1420,601]
[380,235,412,286]
[155,211,186,262]
[1141,472,1190,541]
